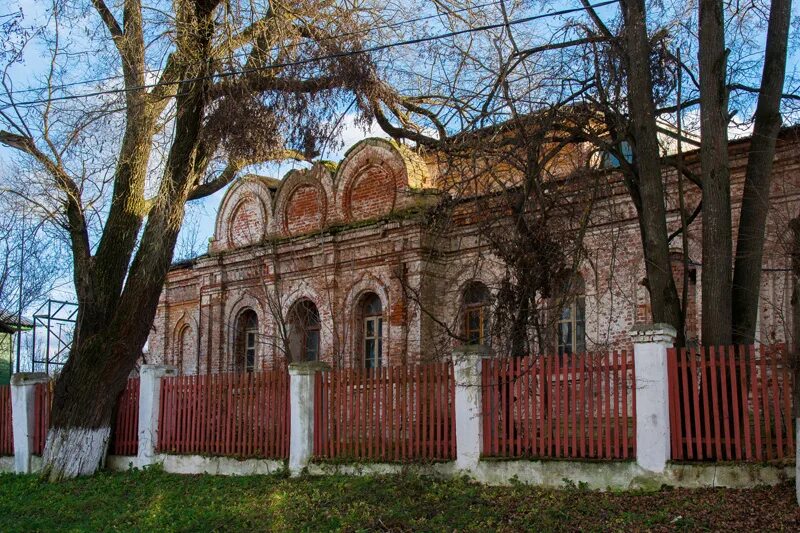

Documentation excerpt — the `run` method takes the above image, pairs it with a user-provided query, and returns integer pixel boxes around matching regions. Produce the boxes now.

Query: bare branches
[729,83,800,103]
[0,129,91,294]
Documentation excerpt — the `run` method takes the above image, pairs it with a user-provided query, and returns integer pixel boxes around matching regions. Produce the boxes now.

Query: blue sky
[1,0,799,304]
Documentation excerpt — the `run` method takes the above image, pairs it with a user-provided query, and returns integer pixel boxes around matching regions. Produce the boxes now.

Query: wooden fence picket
[481,352,636,460]
[667,344,795,461]
[313,362,456,461]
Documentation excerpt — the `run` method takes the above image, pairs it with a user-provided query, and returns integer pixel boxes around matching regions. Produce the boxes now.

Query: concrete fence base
[89,455,794,491]
[3,334,797,498]
[0,451,792,492]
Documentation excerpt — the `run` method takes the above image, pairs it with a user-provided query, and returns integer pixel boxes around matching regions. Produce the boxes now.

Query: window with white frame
[235,310,258,372]
[359,293,383,369]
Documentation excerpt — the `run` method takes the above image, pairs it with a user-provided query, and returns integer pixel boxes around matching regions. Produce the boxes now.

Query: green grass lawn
[1,468,798,532]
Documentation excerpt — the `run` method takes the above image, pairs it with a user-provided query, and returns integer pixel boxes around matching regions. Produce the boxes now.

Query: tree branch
[0,130,92,291]
[91,0,123,39]
[187,161,243,201]
[729,82,800,102]
[668,201,702,243]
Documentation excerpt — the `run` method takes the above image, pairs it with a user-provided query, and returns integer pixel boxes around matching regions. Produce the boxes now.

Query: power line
[7,0,507,97]
[1,1,618,110]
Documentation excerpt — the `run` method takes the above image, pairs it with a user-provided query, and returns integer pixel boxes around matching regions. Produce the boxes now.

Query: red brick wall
[347,166,396,220]
[156,130,800,373]
[285,184,325,234]
[229,198,262,247]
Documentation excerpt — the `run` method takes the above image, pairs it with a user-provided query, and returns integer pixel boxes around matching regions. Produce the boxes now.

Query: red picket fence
[482,352,636,459]
[314,363,456,461]
[158,371,289,459]
[110,378,140,455]
[668,345,795,462]
[0,385,12,456]
[33,381,52,455]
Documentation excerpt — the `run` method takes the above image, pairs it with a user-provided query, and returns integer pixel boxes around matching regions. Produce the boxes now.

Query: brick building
[147,129,800,374]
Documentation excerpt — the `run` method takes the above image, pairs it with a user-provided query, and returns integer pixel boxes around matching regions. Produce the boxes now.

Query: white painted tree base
[41,427,111,481]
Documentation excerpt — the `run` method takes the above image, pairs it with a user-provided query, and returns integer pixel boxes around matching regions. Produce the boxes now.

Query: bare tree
[697,0,733,346]
[0,195,68,325]
[0,0,392,479]
[372,0,796,347]
[731,0,794,344]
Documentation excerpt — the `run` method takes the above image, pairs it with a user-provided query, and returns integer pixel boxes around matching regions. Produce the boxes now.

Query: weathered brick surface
[149,129,800,373]
[229,197,262,247]
[210,176,273,252]
[285,184,325,235]
[346,165,396,220]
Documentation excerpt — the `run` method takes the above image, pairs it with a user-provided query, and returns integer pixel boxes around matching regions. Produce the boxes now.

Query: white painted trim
[452,346,490,472]
[288,362,327,475]
[106,454,285,476]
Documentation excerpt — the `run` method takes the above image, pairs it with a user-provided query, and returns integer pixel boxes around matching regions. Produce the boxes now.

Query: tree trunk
[41,185,188,480]
[620,0,685,343]
[42,191,191,481]
[731,0,792,345]
[40,1,215,479]
[699,0,732,346]
[789,216,800,504]
[41,332,142,480]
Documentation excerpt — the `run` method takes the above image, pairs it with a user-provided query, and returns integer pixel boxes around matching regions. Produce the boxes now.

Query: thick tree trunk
[41,203,186,481]
[731,0,792,345]
[620,0,685,343]
[789,217,800,504]
[699,0,732,346]
[40,1,215,480]
[41,334,139,480]
[42,196,189,481]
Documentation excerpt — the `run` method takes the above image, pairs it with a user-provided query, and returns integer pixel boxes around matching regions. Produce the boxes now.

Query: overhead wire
[7,0,508,97]
[0,1,619,110]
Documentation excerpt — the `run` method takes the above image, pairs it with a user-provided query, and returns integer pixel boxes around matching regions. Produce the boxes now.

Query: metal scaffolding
[31,299,77,374]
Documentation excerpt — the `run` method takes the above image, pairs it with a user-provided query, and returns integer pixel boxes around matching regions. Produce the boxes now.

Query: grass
[1,468,799,532]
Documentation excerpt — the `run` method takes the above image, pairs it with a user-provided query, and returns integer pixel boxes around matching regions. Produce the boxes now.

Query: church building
[146,128,800,374]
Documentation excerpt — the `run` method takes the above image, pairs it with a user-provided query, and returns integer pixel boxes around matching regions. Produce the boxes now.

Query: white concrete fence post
[630,323,676,473]
[137,364,177,468]
[10,372,50,474]
[289,361,328,476]
[452,345,490,473]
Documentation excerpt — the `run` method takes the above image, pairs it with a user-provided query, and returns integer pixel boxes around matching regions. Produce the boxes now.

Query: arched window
[557,276,585,356]
[288,300,321,362]
[235,310,258,372]
[462,281,491,345]
[357,293,383,369]
[177,325,191,375]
